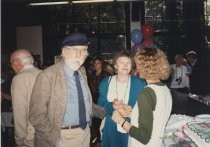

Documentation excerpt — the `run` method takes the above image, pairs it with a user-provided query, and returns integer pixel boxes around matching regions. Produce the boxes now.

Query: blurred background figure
[186,51,209,95]
[89,57,112,104]
[33,55,42,69]
[170,54,189,94]
[103,60,114,75]
[88,57,111,146]
[84,55,95,78]
[181,57,192,76]
[1,52,15,147]
[10,49,41,147]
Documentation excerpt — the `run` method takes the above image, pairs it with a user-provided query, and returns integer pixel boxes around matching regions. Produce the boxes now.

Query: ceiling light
[28,0,143,6]
[72,0,113,4]
[29,1,69,6]
[72,0,142,3]
[29,0,113,6]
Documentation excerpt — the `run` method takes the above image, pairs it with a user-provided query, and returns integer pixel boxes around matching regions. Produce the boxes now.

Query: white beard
[65,59,84,71]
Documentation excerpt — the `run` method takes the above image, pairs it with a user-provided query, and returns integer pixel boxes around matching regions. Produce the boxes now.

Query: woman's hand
[112,110,132,132]
[113,99,123,110]
[112,110,124,124]
[118,104,132,117]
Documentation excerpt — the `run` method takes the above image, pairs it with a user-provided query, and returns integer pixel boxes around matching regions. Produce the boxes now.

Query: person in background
[103,60,115,75]
[1,67,13,111]
[170,54,189,94]
[89,57,111,145]
[89,57,112,104]
[112,48,172,147]
[33,56,42,69]
[83,55,95,78]
[29,33,105,147]
[186,51,209,95]
[10,49,41,147]
[1,66,15,147]
[181,57,192,76]
[98,49,146,147]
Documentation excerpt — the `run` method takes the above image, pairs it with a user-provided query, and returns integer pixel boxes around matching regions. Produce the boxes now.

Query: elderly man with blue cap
[29,33,105,147]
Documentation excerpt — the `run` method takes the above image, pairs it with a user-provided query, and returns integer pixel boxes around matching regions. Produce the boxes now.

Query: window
[44,2,127,58]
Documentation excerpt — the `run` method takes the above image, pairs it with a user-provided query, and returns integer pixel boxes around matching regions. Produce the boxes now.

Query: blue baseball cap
[61,33,89,48]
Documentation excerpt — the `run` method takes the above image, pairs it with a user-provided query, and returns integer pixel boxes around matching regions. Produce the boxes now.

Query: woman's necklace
[115,76,129,102]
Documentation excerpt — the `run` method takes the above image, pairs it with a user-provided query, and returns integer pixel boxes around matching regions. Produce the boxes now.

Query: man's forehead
[117,56,131,60]
[66,45,87,49]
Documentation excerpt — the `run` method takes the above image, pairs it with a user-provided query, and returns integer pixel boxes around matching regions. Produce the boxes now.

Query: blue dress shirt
[63,64,90,126]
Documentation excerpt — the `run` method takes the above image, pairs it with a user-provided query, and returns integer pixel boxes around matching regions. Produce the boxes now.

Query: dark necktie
[74,71,87,130]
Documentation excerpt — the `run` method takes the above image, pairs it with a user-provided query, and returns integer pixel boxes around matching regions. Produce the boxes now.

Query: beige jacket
[11,65,41,146]
[29,61,104,147]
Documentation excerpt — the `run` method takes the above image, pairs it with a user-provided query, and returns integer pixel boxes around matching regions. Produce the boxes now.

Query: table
[188,94,210,106]
[171,90,210,116]
[164,114,210,147]
[164,114,196,146]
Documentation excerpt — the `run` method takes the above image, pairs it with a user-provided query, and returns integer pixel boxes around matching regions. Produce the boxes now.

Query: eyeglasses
[65,46,88,53]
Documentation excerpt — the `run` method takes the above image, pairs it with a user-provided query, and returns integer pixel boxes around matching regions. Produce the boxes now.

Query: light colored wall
[16,25,43,63]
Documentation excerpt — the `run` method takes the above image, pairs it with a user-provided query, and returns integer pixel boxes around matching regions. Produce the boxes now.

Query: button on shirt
[63,64,90,126]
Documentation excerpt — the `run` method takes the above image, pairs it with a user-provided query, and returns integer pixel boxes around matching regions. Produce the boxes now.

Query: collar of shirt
[20,64,35,72]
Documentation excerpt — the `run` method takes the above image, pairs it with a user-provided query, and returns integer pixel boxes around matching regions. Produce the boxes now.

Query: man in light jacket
[29,33,105,147]
[10,49,41,147]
